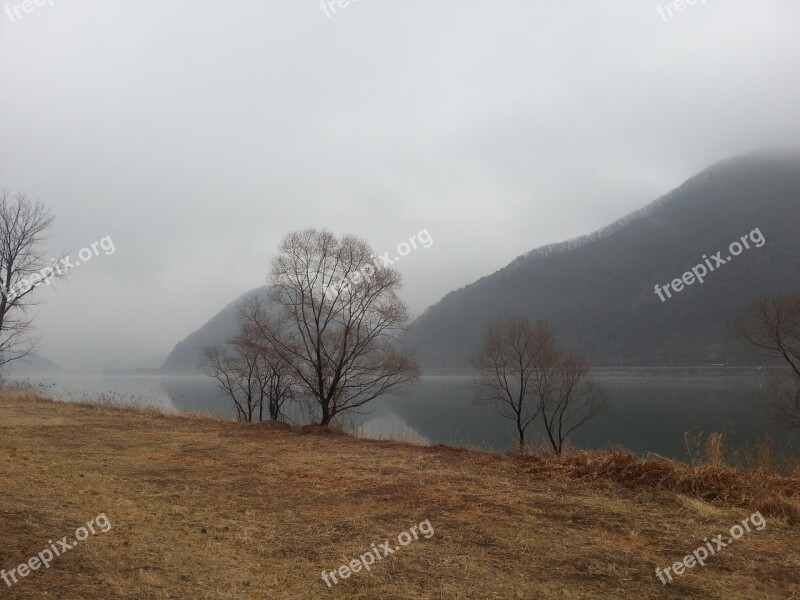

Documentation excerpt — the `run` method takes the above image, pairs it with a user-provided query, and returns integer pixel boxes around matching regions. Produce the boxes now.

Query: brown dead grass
[1,389,799,599]
[515,451,800,524]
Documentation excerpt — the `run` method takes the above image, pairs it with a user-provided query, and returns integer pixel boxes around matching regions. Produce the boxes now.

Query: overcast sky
[1,0,799,370]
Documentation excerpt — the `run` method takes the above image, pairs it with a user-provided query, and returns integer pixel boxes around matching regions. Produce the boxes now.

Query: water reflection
[16,373,798,461]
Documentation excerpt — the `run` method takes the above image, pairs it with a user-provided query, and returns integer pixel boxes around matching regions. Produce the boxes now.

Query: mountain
[3,354,62,375]
[403,152,800,368]
[162,286,270,372]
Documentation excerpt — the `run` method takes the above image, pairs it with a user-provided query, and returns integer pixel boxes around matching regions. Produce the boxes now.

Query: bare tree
[236,302,300,421]
[537,352,605,455]
[737,294,800,427]
[470,317,555,449]
[253,346,298,422]
[242,229,420,426]
[471,317,605,454]
[201,341,263,423]
[0,191,62,368]
[201,319,299,423]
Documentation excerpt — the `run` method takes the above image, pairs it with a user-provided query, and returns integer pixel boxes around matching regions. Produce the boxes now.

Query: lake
[11,372,798,462]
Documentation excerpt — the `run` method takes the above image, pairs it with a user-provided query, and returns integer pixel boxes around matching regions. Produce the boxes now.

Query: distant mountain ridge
[404,151,800,368]
[503,192,672,274]
[163,152,800,372]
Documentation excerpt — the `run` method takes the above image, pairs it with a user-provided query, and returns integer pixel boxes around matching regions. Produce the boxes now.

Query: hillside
[161,153,800,372]
[1,390,798,599]
[2,354,61,376]
[404,152,800,368]
[161,286,269,372]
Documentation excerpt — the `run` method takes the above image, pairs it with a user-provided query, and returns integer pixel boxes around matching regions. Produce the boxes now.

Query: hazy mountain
[3,354,62,375]
[161,152,800,372]
[162,286,270,372]
[403,152,800,368]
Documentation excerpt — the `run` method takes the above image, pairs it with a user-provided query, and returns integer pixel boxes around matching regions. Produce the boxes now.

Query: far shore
[421,366,790,378]
[10,365,791,378]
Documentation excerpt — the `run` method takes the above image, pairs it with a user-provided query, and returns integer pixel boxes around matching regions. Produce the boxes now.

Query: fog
[1,0,799,370]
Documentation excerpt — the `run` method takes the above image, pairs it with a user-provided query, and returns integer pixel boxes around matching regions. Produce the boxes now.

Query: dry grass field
[1,389,799,599]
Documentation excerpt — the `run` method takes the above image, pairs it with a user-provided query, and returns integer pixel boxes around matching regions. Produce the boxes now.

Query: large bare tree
[471,317,555,448]
[737,294,800,427]
[0,191,62,368]
[243,229,420,426]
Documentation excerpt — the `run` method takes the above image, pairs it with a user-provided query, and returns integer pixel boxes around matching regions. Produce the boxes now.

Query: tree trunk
[320,401,331,426]
[544,425,560,455]
[270,398,279,421]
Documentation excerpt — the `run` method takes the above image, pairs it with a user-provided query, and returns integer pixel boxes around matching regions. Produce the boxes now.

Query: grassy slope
[1,390,798,599]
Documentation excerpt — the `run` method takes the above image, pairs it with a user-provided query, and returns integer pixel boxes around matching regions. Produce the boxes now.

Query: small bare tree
[236,304,300,421]
[537,353,605,455]
[254,347,297,422]
[202,341,263,422]
[243,229,420,426]
[0,191,62,368]
[471,317,555,449]
[202,319,299,423]
[471,317,605,454]
[737,294,800,427]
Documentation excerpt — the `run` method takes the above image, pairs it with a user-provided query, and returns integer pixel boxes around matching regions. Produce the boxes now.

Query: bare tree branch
[737,293,800,427]
[0,190,63,368]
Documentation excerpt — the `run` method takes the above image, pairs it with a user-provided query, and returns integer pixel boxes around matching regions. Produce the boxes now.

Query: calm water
[13,373,798,460]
